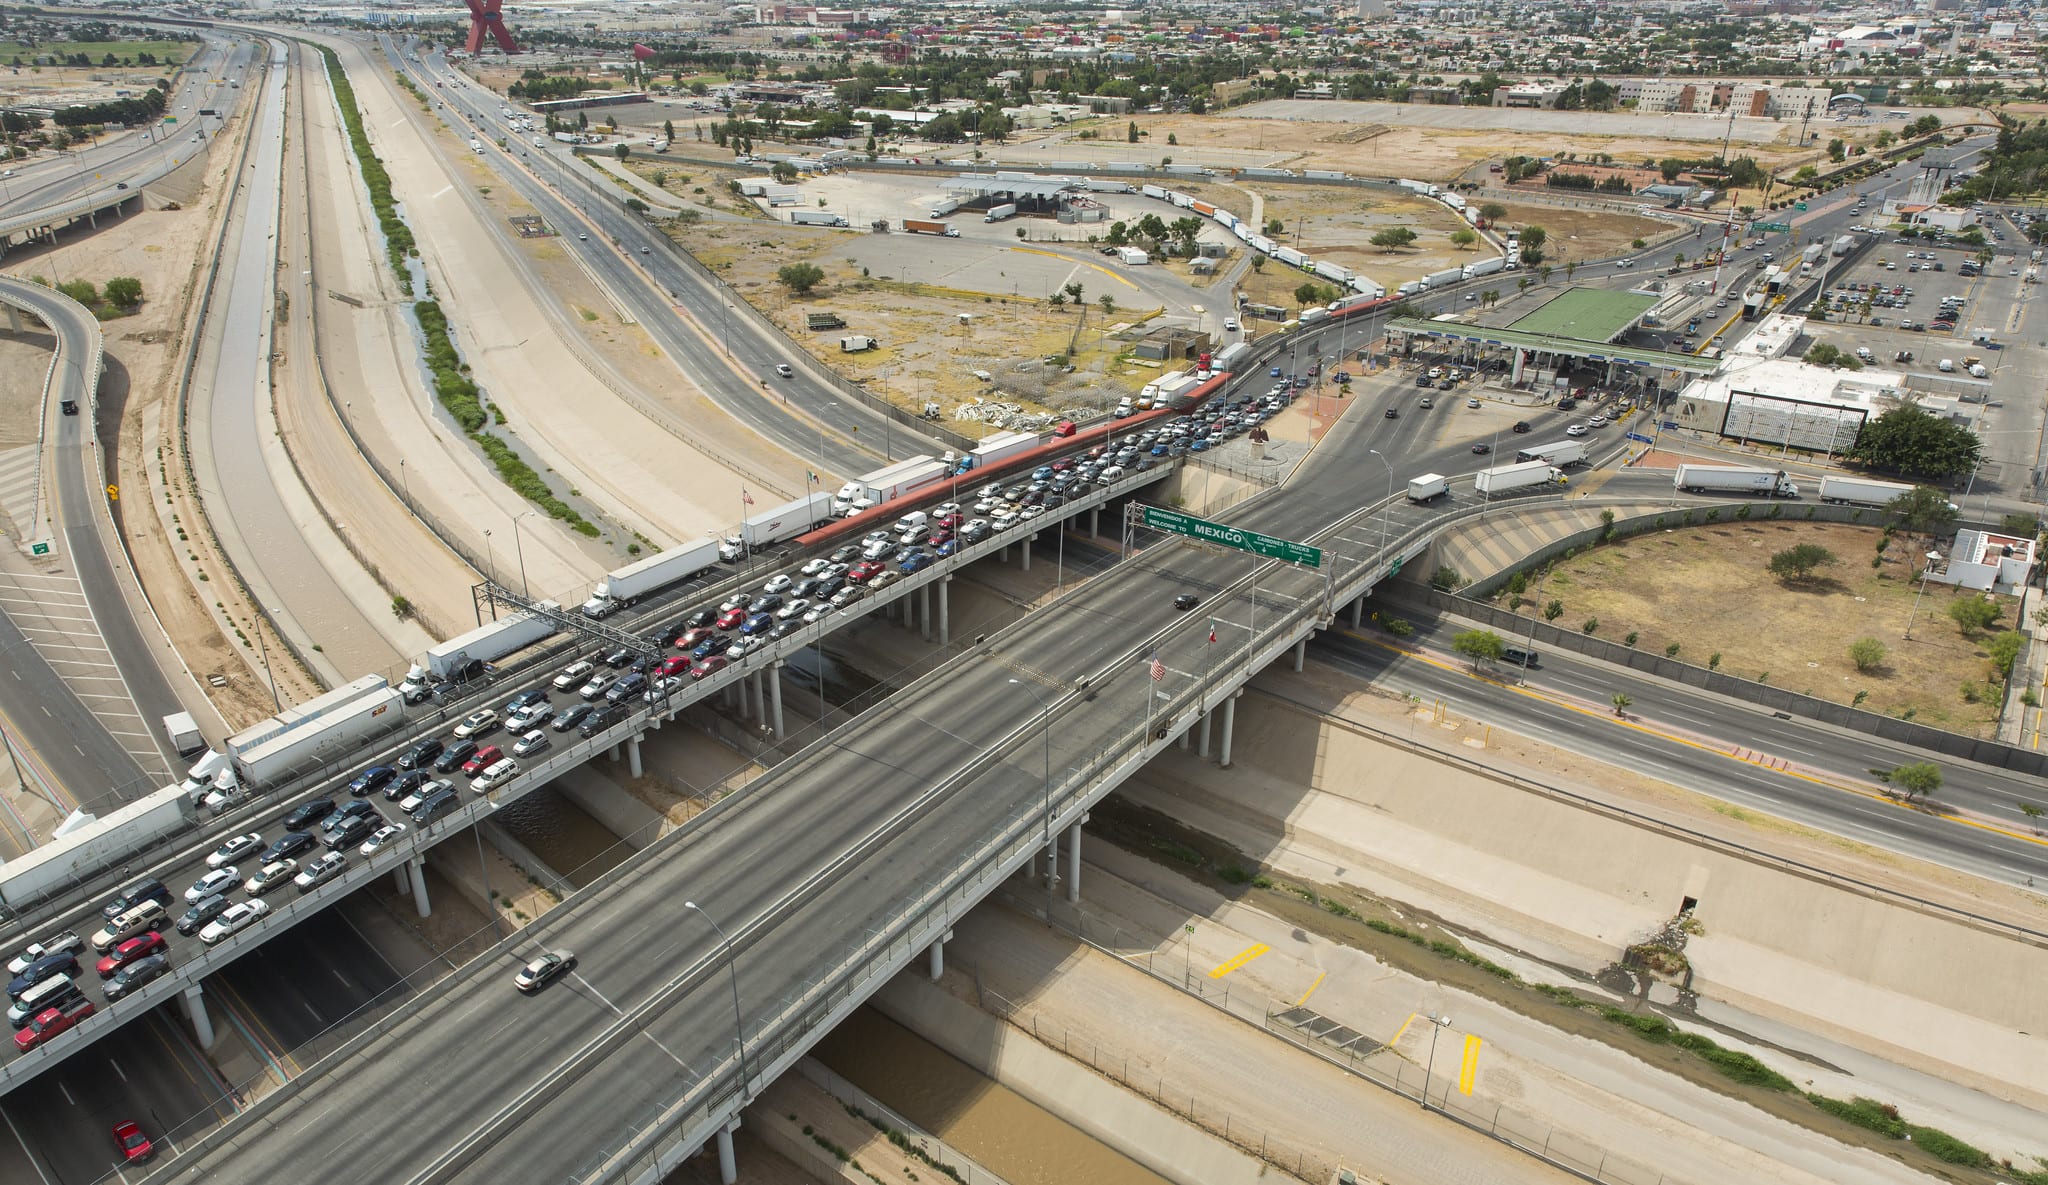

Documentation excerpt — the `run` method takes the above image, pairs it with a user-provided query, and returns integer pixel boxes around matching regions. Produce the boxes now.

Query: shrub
[1581,617,1599,635]
[1804,1095,1906,1138]
[1430,564,1463,591]
[1948,597,2000,635]
[1849,637,1886,673]
[1905,1126,1989,1168]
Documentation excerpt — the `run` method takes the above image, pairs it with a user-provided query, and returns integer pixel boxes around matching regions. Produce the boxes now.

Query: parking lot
[1803,236,2032,377]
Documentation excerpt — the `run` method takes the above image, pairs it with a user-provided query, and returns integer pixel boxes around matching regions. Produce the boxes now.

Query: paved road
[0,37,253,229]
[1312,625,2048,889]
[0,280,182,803]
[398,40,951,478]
[184,41,403,682]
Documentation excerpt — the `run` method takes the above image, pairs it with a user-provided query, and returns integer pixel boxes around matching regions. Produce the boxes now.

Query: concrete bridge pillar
[393,866,409,893]
[180,984,214,1048]
[1218,692,1239,769]
[1090,505,1101,538]
[1351,596,1364,629]
[627,735,643,779]
[3,305,20,333]
[938,576,951,647]
[769,660,785,739]
[1066,818,1085,903]
[408,857,431,918]
[928,928,953,980]
[607,742,621,763]
[1021,534,1033,572]
[715,1119,741,1185]
[1198,706,1212,758]
[919,584,932,642]
[1293,637,1307,671]
[1177,724,1190,750]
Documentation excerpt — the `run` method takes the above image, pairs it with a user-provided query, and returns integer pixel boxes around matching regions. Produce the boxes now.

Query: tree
[1804,342,1860,370]
[1449,227,1478,249]
[1827,138,1846,162]
[614,143,631,162]
[1847,406,1982,481]
[1543,598,1563,621]
[771,161,798,183]
[1886,483,1960,541]
[776,262,825,294]
[662,118,674,142]
[1099,294,1116,316]
[1948,596,2000,635]
[1768,543,1837,583]
[1294,281,1331,306]
[2021,801,2044,833]
[1477,202,1507,223]
[1518,225,1548,253]
[1848,637,1887,673]
[1890,761,1943,799]
[1611,692,1632,717]
[1452,629,1506,666]
[1987,630,2025,681]
[1368,227,1417,250]
[1127,120,1139,143]
[102,276,143,310]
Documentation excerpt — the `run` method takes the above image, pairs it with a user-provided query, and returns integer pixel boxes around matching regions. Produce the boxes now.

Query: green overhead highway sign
[1141,506,1323,568]
[1795,202,1809,211]
[1755,221,1791,233]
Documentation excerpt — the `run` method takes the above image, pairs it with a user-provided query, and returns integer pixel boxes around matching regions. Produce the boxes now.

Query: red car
[95,931,167,979]
[15,998,94,1051]
[656,655,692,679]
[675,627,716,651]
[689,655,729,680]
[847,560,885,584]
[461,745,504,776]
[715,607,747,630]
[113,1120,154,1163]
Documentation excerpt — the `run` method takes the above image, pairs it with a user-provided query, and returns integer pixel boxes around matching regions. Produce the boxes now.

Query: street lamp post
[684,901,750,1099]
[1008,678,1057,896]
[1420,1013,1452,1109]
[1366,448,1393,558]
[510,510,535,596]
[1905,550,1943,639]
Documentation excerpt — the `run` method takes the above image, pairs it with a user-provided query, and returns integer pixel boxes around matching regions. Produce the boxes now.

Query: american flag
[1149,654,1165,682]
[742,489,755,506]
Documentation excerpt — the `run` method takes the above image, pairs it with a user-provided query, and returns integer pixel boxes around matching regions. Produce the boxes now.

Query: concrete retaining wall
[872,970,1272,1185]
[553,767,664,851]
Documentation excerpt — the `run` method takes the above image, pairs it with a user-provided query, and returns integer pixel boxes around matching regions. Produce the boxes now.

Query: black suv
[433,740,479,774]
[579,704,628,738]
[281,798,337,831]
[397,737,443,771]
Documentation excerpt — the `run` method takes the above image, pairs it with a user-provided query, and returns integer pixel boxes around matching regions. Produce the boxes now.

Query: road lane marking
[0,1105,56,1185]
[1208,942,1268,978]
[1294,970,1327,1006]
[109,1058,126,1082]
[148,1016,201,1091]
[1390,1011,1418,1051]
[1342,629,2048,851]
[1458,1034,1482,1095]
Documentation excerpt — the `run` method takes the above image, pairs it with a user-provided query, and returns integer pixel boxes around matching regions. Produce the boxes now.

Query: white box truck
[1816,475,1916,508]
[1424,266,1465,290]
[1832,234,1857,256]
[404,603,564,697]
[833,458,951,516]
[1462,257,1506,281]
[982,203,1018,223]
[720,492,836,558]
[1312,260,1356,285]
[1672,465,1799,497]
[1474,460,1566,495]
[1513,439,1589,467]
[230,687,404,791]
[1395,178,1441,197]
[581,540,721,618]
[903,218,959,237]
[968,431,1040,472]
[791,210,849,227]
[162,712,204,757]
[1407,473,1449,502]
[839,335,877,352]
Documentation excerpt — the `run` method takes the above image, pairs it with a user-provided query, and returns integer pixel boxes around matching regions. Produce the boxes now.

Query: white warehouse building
[1671,355,1972,453]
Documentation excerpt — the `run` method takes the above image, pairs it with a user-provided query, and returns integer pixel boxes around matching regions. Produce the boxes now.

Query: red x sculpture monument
[464,0,520,55]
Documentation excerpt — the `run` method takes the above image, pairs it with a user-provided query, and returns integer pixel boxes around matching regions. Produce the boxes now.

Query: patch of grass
[1149,837,1204,866]
[1805,1094,1906,1138]
[1597,1008,1793,1091]
[321,45,416,291]
[474,434,599,537]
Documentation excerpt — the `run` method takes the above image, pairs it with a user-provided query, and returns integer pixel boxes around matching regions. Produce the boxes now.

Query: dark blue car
[347,766,396,797]
[900,553,934,574]
[740,612,776,636]
[691,635,732,660]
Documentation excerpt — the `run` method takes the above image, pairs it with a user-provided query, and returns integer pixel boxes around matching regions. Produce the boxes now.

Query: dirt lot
[662,216,1167,434]
[1499,521,2020,735]
[1120,111,1826,186]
